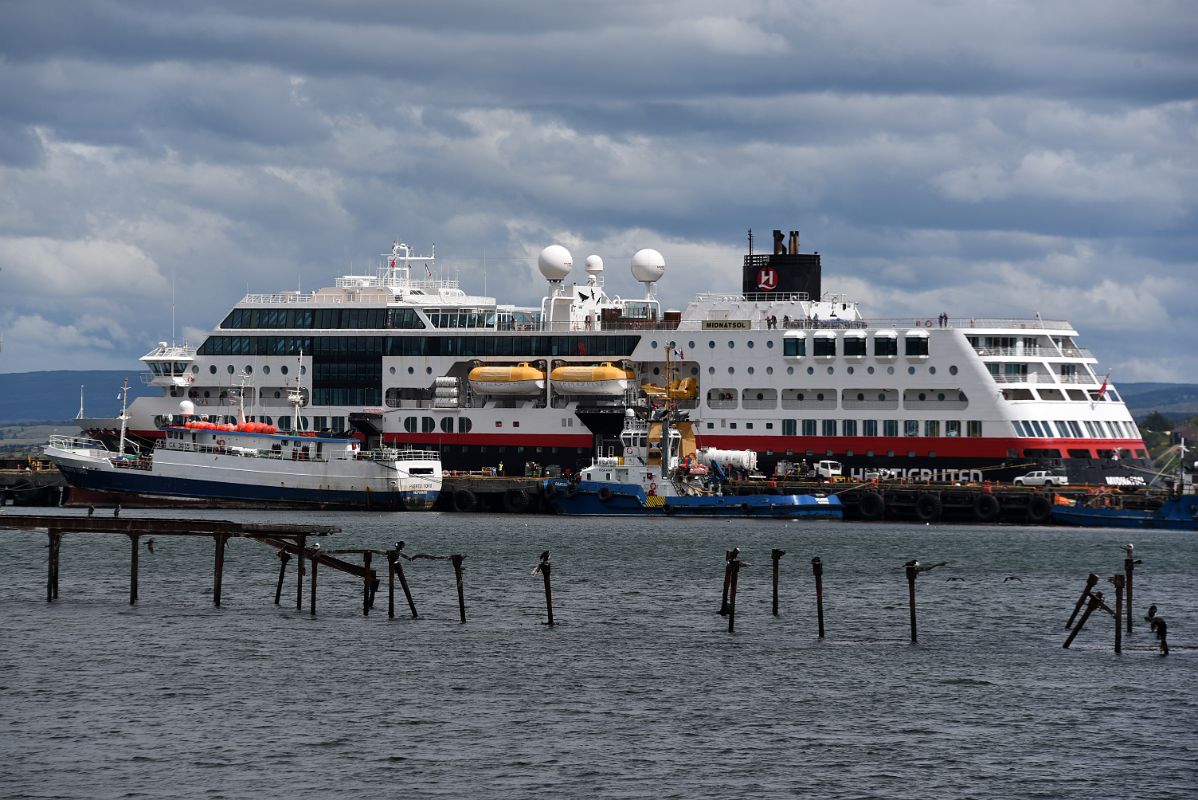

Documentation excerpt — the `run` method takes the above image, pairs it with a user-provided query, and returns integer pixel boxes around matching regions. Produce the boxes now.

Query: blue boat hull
[56,463,437,511]
[543,480,843,519]
[1051,495,1198,531]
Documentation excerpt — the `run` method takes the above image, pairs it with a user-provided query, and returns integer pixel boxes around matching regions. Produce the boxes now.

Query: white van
[815,460,843,479]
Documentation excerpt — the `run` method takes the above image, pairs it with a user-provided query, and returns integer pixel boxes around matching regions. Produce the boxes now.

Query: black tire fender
[858,490,886,521]
[973,493,1001,523]
[452,489,477,513]
[914,492,942,522]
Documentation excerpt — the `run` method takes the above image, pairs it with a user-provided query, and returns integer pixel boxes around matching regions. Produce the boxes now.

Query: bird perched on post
[533,550,550,575]
[1144,604,1158,622]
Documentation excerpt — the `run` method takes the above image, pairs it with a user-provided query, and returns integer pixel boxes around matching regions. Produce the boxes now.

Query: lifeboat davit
[468,362,546,396]
[641,376,698,401]
[550,362,635,396]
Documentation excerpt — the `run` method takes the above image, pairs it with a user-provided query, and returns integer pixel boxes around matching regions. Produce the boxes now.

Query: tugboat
[542,407,842,519]
[1051,441,1197,530]
[46,376,441,510]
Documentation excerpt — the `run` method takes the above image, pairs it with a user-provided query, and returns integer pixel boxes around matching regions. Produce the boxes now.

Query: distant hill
[1,370,1196,425]
[0,371,159,423]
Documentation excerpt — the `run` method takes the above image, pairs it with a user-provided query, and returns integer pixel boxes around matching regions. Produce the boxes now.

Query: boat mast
[117,378,130,456]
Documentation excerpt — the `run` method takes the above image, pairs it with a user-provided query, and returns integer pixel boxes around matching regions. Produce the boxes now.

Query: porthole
[390,366,396,375]
[878,393,885,401]
[938,393,946,401]
[728,340,735,349]
[281,366,289,375]
[806,367,814,375]
[748,367,755,374]
[651,340,658,349]
[867,366,875,375]
[688,341,695,350]
[827,367,834,375]
[949,365,958,375]
[919,393,927,401]
[728,367,735,374]
[787,367,794,375]
[708,366,715,374]
[857,393,865,401]
[887,366,895,375]
[708,341,715,349]
[798,393,805,400]
[816,393,825,401]
[408,366,415,374]
[766,366,774,375]
[426,367,433,374]
[747,340,754,349]
[767,340,774,349]
[209,365,217,374]
[262,365,270,375]
[652,367,661,376]
[227,365,234,374]
[847,366,854,375]
[908,366,916,375]
[244,366,253,374]
[929,366,936,375]
[191,365,200,374]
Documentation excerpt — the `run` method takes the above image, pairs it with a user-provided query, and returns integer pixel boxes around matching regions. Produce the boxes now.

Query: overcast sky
[1,1,1195,383]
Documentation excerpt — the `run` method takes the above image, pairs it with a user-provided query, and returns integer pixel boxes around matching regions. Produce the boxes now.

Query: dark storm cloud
[0,0,1194,381]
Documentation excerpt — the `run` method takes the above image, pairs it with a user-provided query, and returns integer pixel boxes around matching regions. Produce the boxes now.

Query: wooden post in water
[274,551,290,605]
[1066,573,1100,628]
[719,548,738,616]
[386,551,397,619]
[129,533,140,605]
[1110,575,1125,654]
[362,551,373,617]
[1123,544,1140,634]
[727,556,742,633]
[1063,591,1104,649]
[811,556,825,639]
[771,549,785,617]
[295,534,306,611]
[309,547,319,616]
[46,529,61,602]
[535,551,554,627]
[904,560,946,643]
[451,554,466,623]
[394,543,418,619]
[213,533,227,608]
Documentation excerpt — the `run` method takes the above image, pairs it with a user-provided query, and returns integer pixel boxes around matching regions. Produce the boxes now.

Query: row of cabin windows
[403,417,474,434]
[198,334,641,358]
[222,307,425,330]
[707,388,966,408]
[1013,419,1140,439]
[773,419,983,437]
[783,336,928,358]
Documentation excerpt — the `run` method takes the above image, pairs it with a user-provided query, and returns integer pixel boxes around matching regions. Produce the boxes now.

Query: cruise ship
[91,228,1151,486]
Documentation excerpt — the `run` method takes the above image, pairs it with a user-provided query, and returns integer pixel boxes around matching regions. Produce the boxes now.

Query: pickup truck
[1013,470,1067,487]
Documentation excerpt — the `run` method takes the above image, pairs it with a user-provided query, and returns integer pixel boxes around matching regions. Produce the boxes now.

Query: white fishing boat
[49,379,441,510]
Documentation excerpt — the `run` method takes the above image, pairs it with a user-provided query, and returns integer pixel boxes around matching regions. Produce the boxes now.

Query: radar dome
[179,400,196,416]
[631,248,666,283]
[584,255,604,275]
[538,245,573,281]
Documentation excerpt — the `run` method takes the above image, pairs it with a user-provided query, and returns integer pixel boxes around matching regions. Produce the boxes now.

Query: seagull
[1144,604,1157,622]
[539,550,550,562]
[905,559,920,568]
[1003,576,1022,582]
[945,577,965,582]
[87,505,95,517]
[113,504,121,517]
[395,541,405,552]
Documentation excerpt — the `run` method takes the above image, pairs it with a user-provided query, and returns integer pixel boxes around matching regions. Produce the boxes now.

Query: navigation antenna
[747,228,754,257]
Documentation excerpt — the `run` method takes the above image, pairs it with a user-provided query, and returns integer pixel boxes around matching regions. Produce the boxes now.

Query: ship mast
[117,378,130,457]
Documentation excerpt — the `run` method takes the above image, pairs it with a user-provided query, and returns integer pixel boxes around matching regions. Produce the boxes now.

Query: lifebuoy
[858,490,886,521]
[926,319,934,328]
[452,489,477,513]
[914,493,942,522]
[648,482,657,496]
[216,439,226,446]
[973,493,1001,523]
[1027,494,1052,524]
[597,487,613,502]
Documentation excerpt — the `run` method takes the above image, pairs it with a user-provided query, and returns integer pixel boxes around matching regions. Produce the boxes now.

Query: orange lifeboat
[468,362,546,396]
[550,362,635,396]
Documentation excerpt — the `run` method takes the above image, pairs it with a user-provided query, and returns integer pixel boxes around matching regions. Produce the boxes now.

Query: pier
[0,514,340,606]
[3,466,1137,524]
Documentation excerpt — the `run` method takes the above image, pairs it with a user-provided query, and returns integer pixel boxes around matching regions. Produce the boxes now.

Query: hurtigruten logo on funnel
[757,268,777,291]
